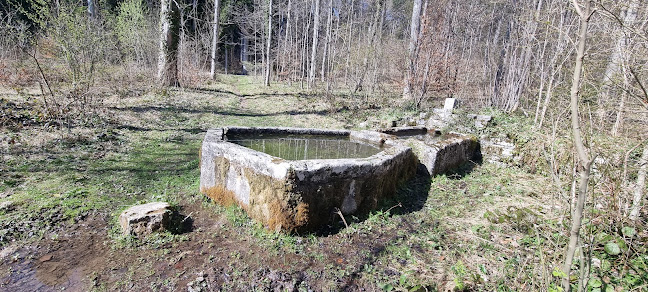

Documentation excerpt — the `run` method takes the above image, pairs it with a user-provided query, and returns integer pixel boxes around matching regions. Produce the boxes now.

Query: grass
[0,75,646,291]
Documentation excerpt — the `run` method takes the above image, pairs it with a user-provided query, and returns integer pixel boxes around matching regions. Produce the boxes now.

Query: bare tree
[264,0,273,86]
[209,0,221,79]
[629,143,648,220]
[320,0,332,84]
[403,0,423,100]
[609,0,640,136]
[158,0,181,86]
[87,0,96,19]
[308,0,321,88]
[562,1,595,290]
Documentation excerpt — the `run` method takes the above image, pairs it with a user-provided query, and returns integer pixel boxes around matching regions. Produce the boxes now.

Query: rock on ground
[119,202,171,237]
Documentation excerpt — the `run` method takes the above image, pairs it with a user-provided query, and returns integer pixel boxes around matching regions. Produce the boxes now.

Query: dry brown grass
[201,185,239,208]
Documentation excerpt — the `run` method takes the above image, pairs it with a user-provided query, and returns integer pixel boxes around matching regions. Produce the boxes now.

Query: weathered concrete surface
[409,133,481,176]
[467,114,493,129]
[380,126,427,137]
[380,127,481,176]
[200,127,417,233]
[443,98,457,111]
[480,136,516,165]
[119,202,171,236]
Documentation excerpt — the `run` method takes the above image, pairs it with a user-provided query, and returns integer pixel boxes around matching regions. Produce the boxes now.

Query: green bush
[116,0,154,66]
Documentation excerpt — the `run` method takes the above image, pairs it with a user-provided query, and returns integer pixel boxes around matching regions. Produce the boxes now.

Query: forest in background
[0,0,648,291]
[2,0,647,117]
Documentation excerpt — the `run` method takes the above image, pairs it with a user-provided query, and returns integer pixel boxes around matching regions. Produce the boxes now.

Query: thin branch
[571,0,583,17]
[597,2,648,42]
[624,139,648,183]
[334,208,348,229]
[629,66,648,110]
[29,47,56,116]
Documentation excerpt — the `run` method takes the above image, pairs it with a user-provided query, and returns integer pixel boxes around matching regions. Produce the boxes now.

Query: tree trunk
[254,15,258,76]
[282,0,292,80]
[224,46,229,74]
[403,0,423,99]
[210,0,221,79]
[562,1,594,290]
[327,6,340,91]
[371,0,386,93]
[599,0,640,124]
[308,0,321,88]
[611,65,629,136]
[343,0,354,88]
[265,0,273,86]
[629,143,648,220]
[353,0,383,93]
[158,0,181,87]
[539,1,571,128]
[241,37,248,60]
[301,9,311,87]
[87,0,96,19]
[321,0,332,83]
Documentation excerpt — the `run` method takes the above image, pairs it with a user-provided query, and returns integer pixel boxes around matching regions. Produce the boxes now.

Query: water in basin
[226,133,382,160]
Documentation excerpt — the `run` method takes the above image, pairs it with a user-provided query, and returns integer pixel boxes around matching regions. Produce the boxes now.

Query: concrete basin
[200,127,417,232]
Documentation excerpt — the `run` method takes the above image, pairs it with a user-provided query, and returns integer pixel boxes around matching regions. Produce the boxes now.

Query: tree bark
[599,0,639,124]
[158,0,181,87]
[611,65,629,136]
[403,0,423,99]
[343,0,354,88]
[210,0,221,79]
[629,143,648,220]
[562,1,594,290]
[264,0,273,86]
[87,0,96,19]
[320,0,332,83]
[308,0,321,88]
[282,0,292,80]
[539,5,573,128]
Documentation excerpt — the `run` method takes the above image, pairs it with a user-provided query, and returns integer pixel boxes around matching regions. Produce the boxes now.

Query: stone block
[119,202,171,237]
[443,98,457,111]
[467,114,492,129]
[480,137,516,164]
[379,126,427,137]
[200,127,417,233]
[381,130,481,176]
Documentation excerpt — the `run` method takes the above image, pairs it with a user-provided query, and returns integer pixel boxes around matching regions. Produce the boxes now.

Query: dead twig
[334,208,348,229]
[182,212,193,223]
[385,202,402,214]
[28,44,56,116]
[623,139,648,182]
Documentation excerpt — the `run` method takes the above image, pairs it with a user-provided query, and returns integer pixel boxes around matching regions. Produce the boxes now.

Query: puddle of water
[5,260,51,291]
[226,134,382,160]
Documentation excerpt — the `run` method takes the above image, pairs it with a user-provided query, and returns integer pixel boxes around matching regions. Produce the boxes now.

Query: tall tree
[308,0,321,88]
[403,0,423,99]
[157,0,181,86]
[264,0,273,86]
[210,0,221,79]
[609,0,640,136]
[320,0,332,84]
[88,0,96,19]
[629,143,648,220]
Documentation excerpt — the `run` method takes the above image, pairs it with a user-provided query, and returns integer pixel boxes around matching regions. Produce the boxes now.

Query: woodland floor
[0,76,572,291]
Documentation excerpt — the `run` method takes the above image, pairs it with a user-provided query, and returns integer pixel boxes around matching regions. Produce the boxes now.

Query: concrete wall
[200,127,416,233]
